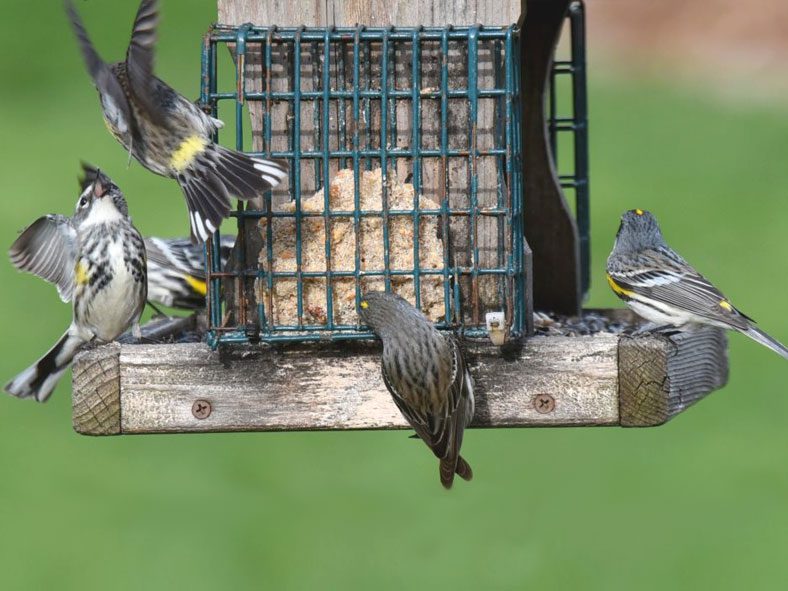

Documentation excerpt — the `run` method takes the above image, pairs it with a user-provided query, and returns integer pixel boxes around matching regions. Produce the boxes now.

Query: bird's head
[73,163,129,225]
[614,208,666,253]
[359,291,428,339]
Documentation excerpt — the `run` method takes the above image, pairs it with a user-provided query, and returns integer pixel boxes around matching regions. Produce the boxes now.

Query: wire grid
[549,1,590,297]
[200,24,524,346]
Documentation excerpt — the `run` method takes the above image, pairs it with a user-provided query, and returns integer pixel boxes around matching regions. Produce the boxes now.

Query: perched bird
[74,166,234,310]
[358,292,475,488]
[65,0,287,243]
[5,165,147,402]
[145,235,234,309]
[607,209,788,359]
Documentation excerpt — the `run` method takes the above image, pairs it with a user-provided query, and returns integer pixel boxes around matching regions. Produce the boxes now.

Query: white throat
[82,198,123,227]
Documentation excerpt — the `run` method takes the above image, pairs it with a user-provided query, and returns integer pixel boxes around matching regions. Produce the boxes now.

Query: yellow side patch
[360,300,369,309]
[607,273,634,298]
[719,299,733,312]
[185,275,207,297]
[635,208,644,216]
[75,261,89,286]
[170,136,208,172]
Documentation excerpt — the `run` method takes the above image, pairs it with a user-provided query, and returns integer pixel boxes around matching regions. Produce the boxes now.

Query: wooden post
[71,317,729,435]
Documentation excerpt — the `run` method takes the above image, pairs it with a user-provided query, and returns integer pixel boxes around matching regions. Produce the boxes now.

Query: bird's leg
[146,300,172,320]
[630,322,680,336]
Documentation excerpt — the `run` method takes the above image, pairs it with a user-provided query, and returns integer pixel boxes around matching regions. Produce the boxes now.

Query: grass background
[1,1,787,588]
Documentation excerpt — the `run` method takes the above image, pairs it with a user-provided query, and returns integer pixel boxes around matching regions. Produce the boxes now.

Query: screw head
[533,393,555,414]
[192,399,212,419]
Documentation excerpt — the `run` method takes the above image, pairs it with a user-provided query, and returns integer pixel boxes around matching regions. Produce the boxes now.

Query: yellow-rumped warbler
[73,169,233,310]
[65,0,288,243]
[5,165,147,402]
[145,234,233,309]
[607,209,788,359]
[358,292,475,488]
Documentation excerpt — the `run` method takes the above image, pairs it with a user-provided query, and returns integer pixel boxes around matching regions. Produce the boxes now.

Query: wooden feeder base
[71,311,728,436]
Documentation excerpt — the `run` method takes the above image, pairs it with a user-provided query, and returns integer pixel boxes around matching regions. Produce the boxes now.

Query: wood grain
[72,343,121,436]
[618,327,729,427]
[112,334,618,434]
[218,0,521,26]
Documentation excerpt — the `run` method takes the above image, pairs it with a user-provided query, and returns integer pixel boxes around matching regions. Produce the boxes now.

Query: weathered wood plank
[72,343,121,436]
[618,328,728,427]
[117,335,619,434]
[218,0,521,27]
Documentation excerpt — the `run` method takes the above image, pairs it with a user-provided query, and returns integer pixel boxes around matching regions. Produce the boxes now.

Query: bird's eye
[79,197,88,208]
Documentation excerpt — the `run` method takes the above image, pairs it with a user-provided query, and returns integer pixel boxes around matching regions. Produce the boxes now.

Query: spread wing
[125,0,166,125]
[608,247,752,330]
[65,0,133,143]
[9,215,79,302]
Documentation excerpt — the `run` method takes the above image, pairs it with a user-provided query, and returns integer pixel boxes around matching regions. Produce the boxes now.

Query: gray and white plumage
[145,235,234,309]
[607,209,788,359]
[5,165,147,402]
[65,0,288,243]
[359,291,475,488]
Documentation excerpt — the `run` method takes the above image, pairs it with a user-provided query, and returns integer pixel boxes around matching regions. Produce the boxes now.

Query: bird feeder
[71,0,729,436]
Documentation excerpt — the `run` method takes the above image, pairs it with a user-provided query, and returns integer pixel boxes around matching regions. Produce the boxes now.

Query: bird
[607,208,788,359]
[5,165,148,402]
[73,165,234,310]
[65,0,288,243]
[358,291,475,488]
[145,234,234,310]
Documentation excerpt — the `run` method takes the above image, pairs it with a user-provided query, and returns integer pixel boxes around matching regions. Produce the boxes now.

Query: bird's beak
[93,179,106,199]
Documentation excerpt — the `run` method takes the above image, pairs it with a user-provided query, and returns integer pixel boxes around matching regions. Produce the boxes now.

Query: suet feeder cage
[200,4,589,347]
[71,0,729,437]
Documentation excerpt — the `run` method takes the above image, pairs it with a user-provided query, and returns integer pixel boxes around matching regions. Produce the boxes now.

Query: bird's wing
[145,235,235,279]
[125,0,166,125]
[9,215,79,303]
[608,247,752,329]
[382,335,471,462]
[427,336,472,461]
[65,0,133,143]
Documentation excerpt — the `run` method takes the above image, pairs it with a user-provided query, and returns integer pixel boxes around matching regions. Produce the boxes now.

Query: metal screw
[192,399,212,419]
[533,393,555,414]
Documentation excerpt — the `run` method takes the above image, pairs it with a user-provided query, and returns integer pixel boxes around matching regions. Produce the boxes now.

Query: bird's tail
[4,330,86,402]
[741,325,788,360]
[177,144,287,243]
[439,455,473,489]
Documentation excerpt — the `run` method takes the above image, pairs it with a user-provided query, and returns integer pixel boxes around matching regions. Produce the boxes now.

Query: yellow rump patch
[185,275,207,297]
[607,273,634,298]
[719,299,733,312]
[635,209,644,216]
[360,300,369,309]
[75,261,89,286]
[170,136,208,172]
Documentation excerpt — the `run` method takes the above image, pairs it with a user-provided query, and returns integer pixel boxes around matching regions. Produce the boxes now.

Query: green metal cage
[199,5,588,347]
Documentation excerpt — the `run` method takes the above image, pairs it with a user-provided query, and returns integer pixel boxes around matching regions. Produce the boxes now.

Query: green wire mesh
[199,7,588,347]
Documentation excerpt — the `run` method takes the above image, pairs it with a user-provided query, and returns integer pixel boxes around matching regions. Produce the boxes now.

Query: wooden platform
[70,311,728,436]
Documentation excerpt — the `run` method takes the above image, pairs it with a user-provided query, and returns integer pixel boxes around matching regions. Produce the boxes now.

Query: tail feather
[439,457,457,489]
[741,325,788,360]
[178,145,288,243]
[455,456,473,482]
[5,330,86,402]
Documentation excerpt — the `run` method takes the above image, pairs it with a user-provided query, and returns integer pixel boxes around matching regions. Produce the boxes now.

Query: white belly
[85,242,141,341]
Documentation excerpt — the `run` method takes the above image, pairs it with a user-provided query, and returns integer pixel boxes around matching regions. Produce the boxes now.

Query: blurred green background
[1,1,787,589]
